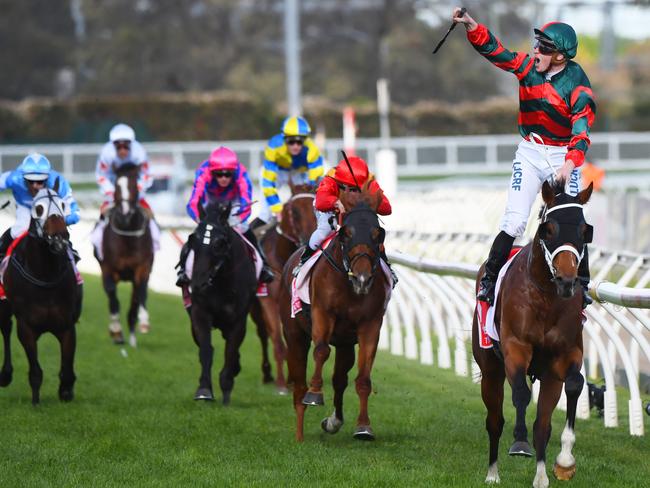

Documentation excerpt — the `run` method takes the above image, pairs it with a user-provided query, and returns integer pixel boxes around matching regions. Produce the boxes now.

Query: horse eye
[35,204,45,217]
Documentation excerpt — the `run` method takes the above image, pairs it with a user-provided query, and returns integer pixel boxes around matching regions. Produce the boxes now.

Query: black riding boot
[0,228,14,261]
[477,231,515,305]
[293,246,316,276]
[249,217,266,232]
[243,229,274,283]
[578,246,592,309]
[175,241,191,287]
[379,249,398,288]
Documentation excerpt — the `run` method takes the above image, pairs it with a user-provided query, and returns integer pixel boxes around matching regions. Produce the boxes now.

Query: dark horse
[188,201,257,404]
[1,186,83,404]
[473,180,593,487]
[280,183,391,441]
[97,162,153,346]
[250,182,317,394]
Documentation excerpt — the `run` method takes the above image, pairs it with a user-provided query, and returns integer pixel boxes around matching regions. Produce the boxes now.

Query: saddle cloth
[290,233,393,318]
[476,247,522,349]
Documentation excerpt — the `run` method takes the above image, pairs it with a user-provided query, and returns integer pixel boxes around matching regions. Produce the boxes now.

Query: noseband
[539,202,589,279]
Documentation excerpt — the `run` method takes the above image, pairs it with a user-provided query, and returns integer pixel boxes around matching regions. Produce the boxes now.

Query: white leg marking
[109,313,122,332]
[129,333,137,348]
[138,305,149,325]
[555,422,576,468]
[485,463,500,484]
[532,461,549,488]
[324,411,343,433]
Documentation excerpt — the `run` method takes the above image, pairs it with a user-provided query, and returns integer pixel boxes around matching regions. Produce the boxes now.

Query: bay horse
[97,162,153,346]
[188,201,257,404]
[279,183,391,441]
[249,182,316,394]
[473,180,593,487]
[1,185,83,404]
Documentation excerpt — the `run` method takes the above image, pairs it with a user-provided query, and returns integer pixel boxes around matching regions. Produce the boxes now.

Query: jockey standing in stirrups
[454,8,596,309]
[249,116,324,232]
[0,153,80,259]
[175,146,274,287]
[91,123,161,258]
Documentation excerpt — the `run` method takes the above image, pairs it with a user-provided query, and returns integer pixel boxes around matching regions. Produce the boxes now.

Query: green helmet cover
[534,22,578,59]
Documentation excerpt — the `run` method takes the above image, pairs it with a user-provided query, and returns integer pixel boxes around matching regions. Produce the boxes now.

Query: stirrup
[175,273,190,288]
[476,279,495,306]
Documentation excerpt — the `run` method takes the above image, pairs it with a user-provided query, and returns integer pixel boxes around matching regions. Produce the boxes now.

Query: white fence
[385,231,650,436]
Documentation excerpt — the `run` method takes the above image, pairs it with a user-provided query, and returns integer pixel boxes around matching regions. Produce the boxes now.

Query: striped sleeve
[305,139,324,183]
[186,161,211,222]
[566,85,596,168]
[261,150,282,214]
[236,163,253,223]
[467,24,534,80]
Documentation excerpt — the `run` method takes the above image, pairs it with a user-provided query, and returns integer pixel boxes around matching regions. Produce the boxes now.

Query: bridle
[30,189,68,250]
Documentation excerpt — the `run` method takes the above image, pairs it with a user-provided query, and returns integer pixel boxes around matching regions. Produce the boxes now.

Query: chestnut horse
[1,186,83,404]
[473,180,593,487]
[250,182,316,393]
[97,163,153,346]
[280,184,391,441]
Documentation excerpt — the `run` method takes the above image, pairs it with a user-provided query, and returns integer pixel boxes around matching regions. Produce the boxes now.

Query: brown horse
[97,163,154,346]
[249,182,316,393]
[1,186,83,404]
[473,180,593,487]
[280,183,391,441]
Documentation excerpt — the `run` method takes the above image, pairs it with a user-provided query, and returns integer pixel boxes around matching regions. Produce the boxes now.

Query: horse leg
[17,323,42,405]
[480,354,506,483]
[303,307,333,407]
[191,310,214,401]
[321,343,355,435]
[504,342,533,456]
[353,321,381,441]
[259,296,288,394]
[219,317,247,406]
[553,360,584,481]
[137,276,151,334]
[285,320,310,442]
[55,327,77,402]
[126,279,139,347]
[249,299,274,384]
[103,273,123,344]
[532,377,564,488]
[0,305,13,387]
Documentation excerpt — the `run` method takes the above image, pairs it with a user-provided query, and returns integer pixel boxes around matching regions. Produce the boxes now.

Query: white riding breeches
[499,138,581,238]
[309,209,336,250]
[258,169,310,223]
[11,205,31,238]
[91,218,161,261]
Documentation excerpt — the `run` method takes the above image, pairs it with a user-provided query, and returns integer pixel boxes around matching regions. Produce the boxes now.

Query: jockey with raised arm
[454,7,596,309]
[91,123,161,258]
[249,116,324,231]
[176,146,274,287]
[0,153,80,258]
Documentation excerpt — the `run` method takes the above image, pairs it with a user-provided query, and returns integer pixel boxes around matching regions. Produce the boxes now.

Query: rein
[9,247,70,288]
[109,205,148,237]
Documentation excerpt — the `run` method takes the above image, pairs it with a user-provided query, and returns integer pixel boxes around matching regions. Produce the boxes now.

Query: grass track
[0,274,648,487]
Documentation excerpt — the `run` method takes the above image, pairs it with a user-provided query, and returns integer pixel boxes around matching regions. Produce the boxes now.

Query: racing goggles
[214,170,234,178]
[534,37,557,55]
[284,137,305,147]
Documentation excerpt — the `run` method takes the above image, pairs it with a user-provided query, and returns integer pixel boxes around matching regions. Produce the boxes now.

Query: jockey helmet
[281,116,311,138]
[534,22,578,59]
[21,153,51,181]
[208,146,239,171]
[334,156,369,188]
[109,123,136,143]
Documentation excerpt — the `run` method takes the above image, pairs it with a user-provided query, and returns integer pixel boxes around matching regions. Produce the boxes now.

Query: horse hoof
[277,386,289,396]
[553,462,576,480]
[321,416,343,434]
[129,334,137,348]
[302,391,324,406]
[139,323,150,334]
[0,371,13,387]
[59,389,74,402]
[194,388,214,401]
[508,440,533,457]
[263,374,274,384]
[110,330,124,345]
[352,425,375,441]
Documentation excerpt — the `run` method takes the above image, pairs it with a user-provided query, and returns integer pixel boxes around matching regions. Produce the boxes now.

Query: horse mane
[339,179,382,212]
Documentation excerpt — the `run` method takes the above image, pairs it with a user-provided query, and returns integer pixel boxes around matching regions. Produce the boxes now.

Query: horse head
[112,162,141,226]
[30,183,69,254]
[538,179,594,298]
[281,182,316,246]
[338,182,385,295]
[191,201,233,292]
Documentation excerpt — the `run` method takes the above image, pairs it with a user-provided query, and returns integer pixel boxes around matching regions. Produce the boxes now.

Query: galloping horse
[1,185,83,404]
[249,182,316,393]
[97,162,153,346]
[473,180,593,487]
[188,201,257,404]
[280,183,391,441]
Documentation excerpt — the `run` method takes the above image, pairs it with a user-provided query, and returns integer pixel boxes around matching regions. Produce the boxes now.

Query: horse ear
[541,180,555,206]
[577,182,594,205]
[53,177,59,193]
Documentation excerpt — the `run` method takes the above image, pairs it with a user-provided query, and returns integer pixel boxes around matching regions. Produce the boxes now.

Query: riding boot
[293,246,316,277]
[0,228,14,261]
[379,249,399,288]
[477,231,515,305]
[243,229,274,284]
[175,242,191,288]
[578,246,592,309]
[249,217,266,232]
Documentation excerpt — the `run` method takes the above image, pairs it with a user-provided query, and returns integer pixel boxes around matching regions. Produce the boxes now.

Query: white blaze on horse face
[532,461,549,488]
[555,422,576,468]
[117,176,130,214]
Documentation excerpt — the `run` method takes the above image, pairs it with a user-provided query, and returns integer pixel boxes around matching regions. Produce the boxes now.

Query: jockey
[296,155,396,282]
[249,116,324,231]
[176,146,274,287]
[92,123,160,257]
[455,8,596,309]
[0,153,80,258]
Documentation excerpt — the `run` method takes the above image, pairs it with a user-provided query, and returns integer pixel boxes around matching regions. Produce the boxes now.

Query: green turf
[0,275,648,487]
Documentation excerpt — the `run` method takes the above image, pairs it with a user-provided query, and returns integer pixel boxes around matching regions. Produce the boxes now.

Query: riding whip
[341,150,362,191]
[432,7,466,54]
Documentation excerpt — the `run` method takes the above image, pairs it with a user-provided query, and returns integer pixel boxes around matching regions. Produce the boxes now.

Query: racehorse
[97,162,153,346]
[279,182,391,441]
[249,182,316,393]
[188,201,257,404]
[1,185,83,404]
[473,180,593,487]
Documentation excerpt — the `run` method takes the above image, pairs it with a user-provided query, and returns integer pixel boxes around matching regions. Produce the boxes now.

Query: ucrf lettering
[511,162,523,191]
